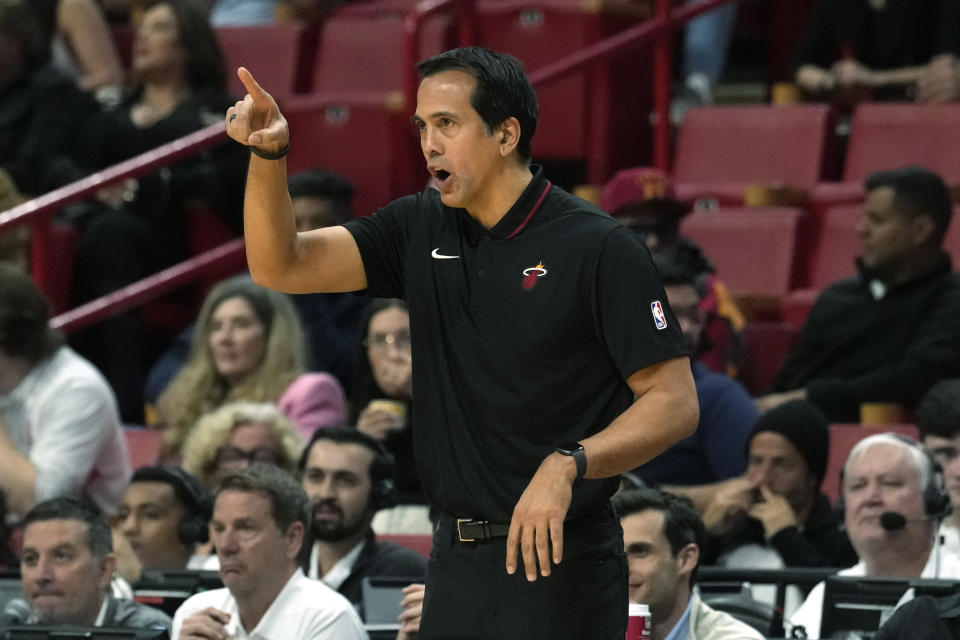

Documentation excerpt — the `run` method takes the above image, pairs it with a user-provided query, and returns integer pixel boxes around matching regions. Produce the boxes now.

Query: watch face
[557,441,582,454]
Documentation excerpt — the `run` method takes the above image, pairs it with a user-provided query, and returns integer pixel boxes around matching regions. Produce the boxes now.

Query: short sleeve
[343,194,420,299]
[592,226,689,380]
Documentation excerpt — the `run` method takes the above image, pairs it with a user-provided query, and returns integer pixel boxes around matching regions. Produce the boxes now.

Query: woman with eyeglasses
[350,299,426,511]
[180,402,304,488]
[155,276,347,462]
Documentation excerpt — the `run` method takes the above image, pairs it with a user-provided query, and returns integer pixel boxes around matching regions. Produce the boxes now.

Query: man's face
[856,187,918,269]
[117,481,190,570]
[620,509,693,617]
[843,443,929,552]
[20,519,113,625]
[664,283,704,353]
[414,70,506,213]
[292,196,344,232]
[746,432,817,514]
[302,441,376,541]
[210,490,300,597]
[923,433,960,512]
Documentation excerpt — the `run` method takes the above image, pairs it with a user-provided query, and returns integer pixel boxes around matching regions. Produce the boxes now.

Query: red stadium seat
[737,321,798,396]
[284,95,424,216]
[679,207,806,300]
[843,104,960,184]
[216,23,309,105]
[310,9,453,95]
[124,427,163,470]
[471,0,652,180]
[672,105,836,206]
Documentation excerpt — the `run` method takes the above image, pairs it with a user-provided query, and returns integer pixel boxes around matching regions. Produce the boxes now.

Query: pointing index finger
[237,66,268,101]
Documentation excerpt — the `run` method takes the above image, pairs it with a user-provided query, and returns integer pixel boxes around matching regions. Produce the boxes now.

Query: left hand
[506,452,576,581]
[748,485,798,537]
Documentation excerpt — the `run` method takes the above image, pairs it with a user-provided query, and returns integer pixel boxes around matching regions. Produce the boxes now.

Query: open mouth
[434,169,451,185]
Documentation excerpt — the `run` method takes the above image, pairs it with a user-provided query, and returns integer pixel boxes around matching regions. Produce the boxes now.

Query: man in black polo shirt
[224,47,699,639]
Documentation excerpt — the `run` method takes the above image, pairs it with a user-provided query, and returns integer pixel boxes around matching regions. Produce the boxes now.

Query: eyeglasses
[215,446,282,468]
[363,332,412,351]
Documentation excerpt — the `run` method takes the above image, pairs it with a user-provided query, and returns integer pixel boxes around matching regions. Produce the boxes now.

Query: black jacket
[772,254,960,421]
[331,533,427,620]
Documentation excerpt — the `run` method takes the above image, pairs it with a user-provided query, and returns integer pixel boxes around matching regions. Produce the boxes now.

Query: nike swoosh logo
[431,248,460,260]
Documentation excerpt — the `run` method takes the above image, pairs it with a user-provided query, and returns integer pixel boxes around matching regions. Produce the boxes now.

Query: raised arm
[226,68,367,294]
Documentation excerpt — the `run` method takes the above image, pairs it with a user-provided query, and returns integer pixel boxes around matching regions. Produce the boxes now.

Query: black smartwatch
[556,441,587,482]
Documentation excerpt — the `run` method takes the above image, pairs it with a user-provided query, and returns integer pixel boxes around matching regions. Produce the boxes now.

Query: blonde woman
[181,402,304,488]
[156,276,346,461]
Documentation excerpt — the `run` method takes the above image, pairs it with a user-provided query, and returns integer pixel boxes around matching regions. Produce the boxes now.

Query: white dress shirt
[171,568,365,640]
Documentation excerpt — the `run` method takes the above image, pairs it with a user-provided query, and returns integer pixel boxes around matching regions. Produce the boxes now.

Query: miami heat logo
[521,262,548,291]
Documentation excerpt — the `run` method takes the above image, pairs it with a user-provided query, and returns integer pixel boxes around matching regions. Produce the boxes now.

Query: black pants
[420,506,627,640]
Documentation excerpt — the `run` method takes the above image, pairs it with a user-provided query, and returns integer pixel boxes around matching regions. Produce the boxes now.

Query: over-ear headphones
[131,466,211,546]
[835,432,951,521]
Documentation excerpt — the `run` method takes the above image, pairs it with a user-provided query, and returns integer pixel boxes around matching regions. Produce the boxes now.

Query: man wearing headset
[789,433,959,638]
[299,427,426,633]
[113,466,211,582]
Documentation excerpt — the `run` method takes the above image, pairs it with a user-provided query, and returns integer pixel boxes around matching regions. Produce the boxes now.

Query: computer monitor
[820,576,911,639]
[0,626,168,640]
[362,576,421,640]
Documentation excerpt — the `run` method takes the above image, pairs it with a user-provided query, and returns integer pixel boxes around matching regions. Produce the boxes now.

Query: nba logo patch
[651,300,668,330]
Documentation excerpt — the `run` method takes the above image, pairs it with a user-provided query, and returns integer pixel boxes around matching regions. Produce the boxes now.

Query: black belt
[456,518,510,542]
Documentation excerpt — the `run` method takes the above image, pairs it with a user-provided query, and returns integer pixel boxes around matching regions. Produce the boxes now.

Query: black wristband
[249,141,290,160]
[556,441,587,482]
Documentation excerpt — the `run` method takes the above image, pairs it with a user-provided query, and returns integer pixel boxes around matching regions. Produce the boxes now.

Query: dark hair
[23,498,113,557]
[132,466,209,516]
[864,166,953,244]
[653,255,698,289]
[143,0,226,93]
[298,426,395,485]
[287,169,356,224]
[216,463,309,535]
[611,488,705,584]
[417,47,539,162]
[349,298,410,423]
[916,379,960,440]
[0,263,63,363]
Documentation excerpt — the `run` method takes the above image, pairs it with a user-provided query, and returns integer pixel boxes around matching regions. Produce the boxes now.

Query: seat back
[844,104,960,183]
[216,23,308,104]
[806,205,861,290]
[679,207,805,299]
[311,10,453,95]
[674,105,835,187]
[285,96,423,217]
[124,427,164,470]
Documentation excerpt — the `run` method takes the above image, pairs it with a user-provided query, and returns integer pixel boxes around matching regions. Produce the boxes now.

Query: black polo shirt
[345,167,687,523]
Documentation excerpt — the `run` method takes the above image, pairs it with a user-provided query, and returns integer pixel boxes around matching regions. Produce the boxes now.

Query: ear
[497,117,522,157]
[284,521,305,561]
[676,543,699,577]
[910,214,936,247]
[98,554,117,591]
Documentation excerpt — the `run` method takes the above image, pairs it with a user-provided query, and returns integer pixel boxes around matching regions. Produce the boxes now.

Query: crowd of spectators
[1,1,960,639]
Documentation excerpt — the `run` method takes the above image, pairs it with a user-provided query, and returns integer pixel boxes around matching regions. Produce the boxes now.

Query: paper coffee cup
[626,603,651,639]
